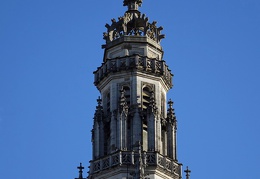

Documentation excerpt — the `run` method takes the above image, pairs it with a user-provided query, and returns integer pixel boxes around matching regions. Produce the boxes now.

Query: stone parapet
[89,150,181,176]
[94,54,173,89]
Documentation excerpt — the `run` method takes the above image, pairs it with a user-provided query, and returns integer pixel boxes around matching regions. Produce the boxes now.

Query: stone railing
[90,151,181,175]
[156,153,181,174]
[94,55,173,88]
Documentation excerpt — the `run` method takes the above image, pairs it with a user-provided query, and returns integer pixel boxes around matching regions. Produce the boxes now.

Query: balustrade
[94,55,173,88]
[90,151,180,175]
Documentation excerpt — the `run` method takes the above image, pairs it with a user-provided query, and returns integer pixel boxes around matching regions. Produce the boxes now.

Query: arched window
[142,86,152,151]
[142,86,151,110]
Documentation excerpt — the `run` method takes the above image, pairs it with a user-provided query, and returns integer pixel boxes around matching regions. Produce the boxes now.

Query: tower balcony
[94,54,173,89]
[89,150,182,178]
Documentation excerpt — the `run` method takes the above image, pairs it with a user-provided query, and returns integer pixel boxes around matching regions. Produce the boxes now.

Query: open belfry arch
[74,1,191,179]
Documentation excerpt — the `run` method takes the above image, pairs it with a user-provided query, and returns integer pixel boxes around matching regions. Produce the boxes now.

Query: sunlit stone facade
[88,1,183,178]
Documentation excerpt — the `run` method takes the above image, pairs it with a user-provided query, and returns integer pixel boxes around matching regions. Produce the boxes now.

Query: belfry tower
[88,0,183,178]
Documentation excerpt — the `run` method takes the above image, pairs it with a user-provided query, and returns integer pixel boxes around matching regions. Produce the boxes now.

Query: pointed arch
[142,85,152,110]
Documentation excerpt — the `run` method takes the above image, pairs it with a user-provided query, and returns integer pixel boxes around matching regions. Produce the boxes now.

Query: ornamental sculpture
[123,0,143,10]
[123,0,143,6]
[103,1,165,44]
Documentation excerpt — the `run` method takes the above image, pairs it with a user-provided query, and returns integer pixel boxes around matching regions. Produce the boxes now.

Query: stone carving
[103,9,165,44]
[122,153,131,163]
[94,54,173,89]
[93,161,100,172]
[123,0,143,7]
[148,91,158,114]
[146,153,156,164]
[102,158,110,169]
[111,153,120,165]
[167,99,177,127]
[119,87,129,114]
[90,151,181,178]
[94,97,103,123]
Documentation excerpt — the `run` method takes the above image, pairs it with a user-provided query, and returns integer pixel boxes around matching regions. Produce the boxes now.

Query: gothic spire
[123,0,143,11]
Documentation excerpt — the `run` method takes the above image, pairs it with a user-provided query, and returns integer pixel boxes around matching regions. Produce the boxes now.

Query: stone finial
[167,99,177,127]
[123,0,143,11]
[167,99,175,118]
[95,96,103,113]
[168,99,173,108]
[103,0,164,45]
[184,166,191,179]
[94,96,103,122]
[75,163,85,179]
[97,96,102,106]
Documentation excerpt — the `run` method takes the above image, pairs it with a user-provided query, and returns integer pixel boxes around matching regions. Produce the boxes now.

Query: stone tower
[88,0,183,178]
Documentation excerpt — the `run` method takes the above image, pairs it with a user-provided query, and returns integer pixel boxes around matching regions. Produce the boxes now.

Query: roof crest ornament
[75,163,85,179]
[123,0,143,11]
[103,0,165,47]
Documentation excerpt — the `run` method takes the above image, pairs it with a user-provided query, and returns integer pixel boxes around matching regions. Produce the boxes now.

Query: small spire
[184,166,191,179]
[94,96,103,123]
[123,0,143,11]
[167,99,176,125]
[75,163,85,179]
[97,96,102,106]
[168,99,174,109]
[95,96,103,112]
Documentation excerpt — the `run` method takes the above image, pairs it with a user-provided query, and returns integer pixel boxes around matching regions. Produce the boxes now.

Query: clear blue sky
[0,0,260,179]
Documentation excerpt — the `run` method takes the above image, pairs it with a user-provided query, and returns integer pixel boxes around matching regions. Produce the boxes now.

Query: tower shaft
[89,1,182,179]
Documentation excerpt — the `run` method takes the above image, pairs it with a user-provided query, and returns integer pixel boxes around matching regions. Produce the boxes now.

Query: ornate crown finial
[103,0,164,46]
[123,0,143,11]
